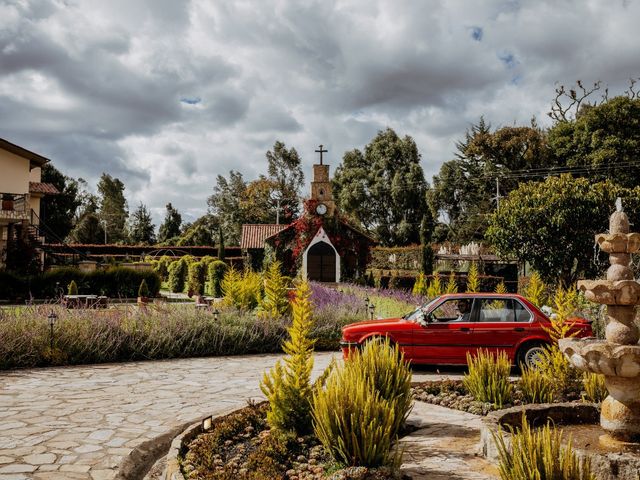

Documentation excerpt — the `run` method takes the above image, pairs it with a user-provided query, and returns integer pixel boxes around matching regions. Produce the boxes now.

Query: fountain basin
[577,280,640,305]
[480,403,640,480]
[596,233,640,254]
[559,338,640,377]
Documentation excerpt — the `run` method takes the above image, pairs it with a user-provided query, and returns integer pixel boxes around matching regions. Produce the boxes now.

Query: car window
[477,298,532,323]
[430,299,473,322]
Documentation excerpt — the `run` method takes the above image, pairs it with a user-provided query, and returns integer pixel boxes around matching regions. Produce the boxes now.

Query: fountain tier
[559,205,640,442]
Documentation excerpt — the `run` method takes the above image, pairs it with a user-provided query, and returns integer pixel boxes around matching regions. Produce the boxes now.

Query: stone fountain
[560,200,640,443]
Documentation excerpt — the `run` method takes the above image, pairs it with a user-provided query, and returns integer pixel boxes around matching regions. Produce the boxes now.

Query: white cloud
[1,0,639,227]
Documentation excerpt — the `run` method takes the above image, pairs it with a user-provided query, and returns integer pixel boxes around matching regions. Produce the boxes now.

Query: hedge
[0,267,161,301]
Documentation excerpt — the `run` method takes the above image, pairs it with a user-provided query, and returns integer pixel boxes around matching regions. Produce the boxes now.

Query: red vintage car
[340,293,593,368]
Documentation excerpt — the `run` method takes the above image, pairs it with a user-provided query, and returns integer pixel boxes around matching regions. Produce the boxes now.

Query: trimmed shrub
[312,339,412,468]
[207,260,227,297]
[426,272,443,298]
[153,255,173,281]
[519,366,554,404]
[464,349,513,408]
[187,261,206,296]
[261,279,315,435]
[168,259,188,293]
[445,272,458,293]
[67,280,78,295]
[494,416,594,480]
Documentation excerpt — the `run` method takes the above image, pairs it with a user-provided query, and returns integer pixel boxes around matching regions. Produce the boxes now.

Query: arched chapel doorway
[306,241,336,282]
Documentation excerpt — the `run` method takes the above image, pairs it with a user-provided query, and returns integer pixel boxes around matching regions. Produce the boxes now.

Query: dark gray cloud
[1,0,639,226]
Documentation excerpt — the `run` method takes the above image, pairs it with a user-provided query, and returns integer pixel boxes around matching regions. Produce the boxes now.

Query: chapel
[240,145,374,282]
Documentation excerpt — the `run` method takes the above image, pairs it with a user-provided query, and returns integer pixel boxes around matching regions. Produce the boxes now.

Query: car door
[469,297,534,361]
[412,297,478,364]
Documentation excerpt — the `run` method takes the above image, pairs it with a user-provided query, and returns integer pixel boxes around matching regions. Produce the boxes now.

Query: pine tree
[445,272,458,294]
[128,202,156,244]
[158,203,182,243]
[259,261,291,317]
[261,279,316,435]
[495,281,508,294]
[466,263,480,292]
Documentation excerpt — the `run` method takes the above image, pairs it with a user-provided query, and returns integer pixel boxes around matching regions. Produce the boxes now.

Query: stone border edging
[161,403,267,480]
[479,402,640,480]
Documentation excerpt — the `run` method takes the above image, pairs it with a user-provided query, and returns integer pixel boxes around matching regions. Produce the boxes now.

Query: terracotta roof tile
[29,182,59,195]
[241,224,288,249]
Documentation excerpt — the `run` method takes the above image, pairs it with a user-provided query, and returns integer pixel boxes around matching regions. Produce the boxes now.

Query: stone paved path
[0,354,468,480]
[0,353,341,480]
[400,402,499,479]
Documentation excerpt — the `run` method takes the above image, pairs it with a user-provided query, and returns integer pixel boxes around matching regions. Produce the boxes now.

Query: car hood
[343,317,405,330]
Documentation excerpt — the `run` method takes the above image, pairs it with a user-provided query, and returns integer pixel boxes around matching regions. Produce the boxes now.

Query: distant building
[240,147,374,282]
[0,138,59,270]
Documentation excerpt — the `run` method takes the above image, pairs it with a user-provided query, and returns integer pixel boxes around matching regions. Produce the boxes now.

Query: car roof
[438,293,525,299]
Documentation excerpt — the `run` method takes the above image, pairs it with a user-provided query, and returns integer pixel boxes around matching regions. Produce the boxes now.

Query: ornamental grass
[494,416,594,480]
[463,349,513,408]
[312,338,412,468]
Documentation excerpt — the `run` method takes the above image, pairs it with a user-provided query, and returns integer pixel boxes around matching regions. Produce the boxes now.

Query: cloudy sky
[1,0,639,225]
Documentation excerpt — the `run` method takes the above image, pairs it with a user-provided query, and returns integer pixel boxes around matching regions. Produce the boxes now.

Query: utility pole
[495,178,501,210]
[275,197,281,225]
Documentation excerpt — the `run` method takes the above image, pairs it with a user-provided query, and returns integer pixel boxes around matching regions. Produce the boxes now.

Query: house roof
[240,224,289,249]
[0,138,50,168]
[29,182,59,195]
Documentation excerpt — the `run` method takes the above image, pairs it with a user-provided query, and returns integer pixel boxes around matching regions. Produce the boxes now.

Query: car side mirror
[417,310,430,327]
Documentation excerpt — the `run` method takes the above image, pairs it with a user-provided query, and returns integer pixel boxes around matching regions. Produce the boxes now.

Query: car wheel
[517,343,547,369]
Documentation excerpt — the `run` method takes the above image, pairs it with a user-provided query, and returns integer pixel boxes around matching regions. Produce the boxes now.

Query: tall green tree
[67,195,105,244]
[486,174,640,284]
[128,202,156,244]
[97,173,128,244]
[548,96,640,189]
[266,140,304,222]
[429,119,554,243]
[333,128,428,246]
[175,214,217,246]
[157,203,182,243]
[40,164,81,242]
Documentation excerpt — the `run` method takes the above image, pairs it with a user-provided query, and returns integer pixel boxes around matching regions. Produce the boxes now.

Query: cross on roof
[315,144,328,165]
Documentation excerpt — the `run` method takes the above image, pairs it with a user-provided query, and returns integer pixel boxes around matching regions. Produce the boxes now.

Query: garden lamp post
[213,308,220,322]
[48,310,58,350]
[368,303,375,320]
[364,296,369,312]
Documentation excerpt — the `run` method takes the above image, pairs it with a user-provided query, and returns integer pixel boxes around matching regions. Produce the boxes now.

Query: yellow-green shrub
[519,366,554,404]
[536,346,581,401]
[464,349,513,408]
[258,261,290,318]
[523,271,547,308]
[412,273,426,296]
[67,280,78,295]
[583,372,607,403]
[312,339,412,468]
[445,272,458,294]
[466,263,480,292]
[426,272,442,298]
[260,279,315,435]
[494,416,594,480]
[222,268,263,309]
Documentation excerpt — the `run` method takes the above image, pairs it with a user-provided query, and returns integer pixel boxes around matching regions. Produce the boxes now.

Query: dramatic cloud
[1,0,639,225]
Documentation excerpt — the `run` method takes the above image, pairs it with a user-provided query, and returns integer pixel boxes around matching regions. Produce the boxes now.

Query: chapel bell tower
[310,144,336,217]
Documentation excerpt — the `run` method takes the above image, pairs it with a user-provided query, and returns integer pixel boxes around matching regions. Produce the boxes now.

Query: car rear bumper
[339,340,359,358]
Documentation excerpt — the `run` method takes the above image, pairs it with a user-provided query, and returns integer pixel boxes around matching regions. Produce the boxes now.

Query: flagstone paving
[0,353,467,480]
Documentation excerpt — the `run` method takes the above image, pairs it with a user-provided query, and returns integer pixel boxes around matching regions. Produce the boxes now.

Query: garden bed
[411,378,583,416]
[179,402,406,480]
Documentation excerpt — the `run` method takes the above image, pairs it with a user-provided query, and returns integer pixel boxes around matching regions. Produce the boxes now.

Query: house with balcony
[0,138,59,271]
